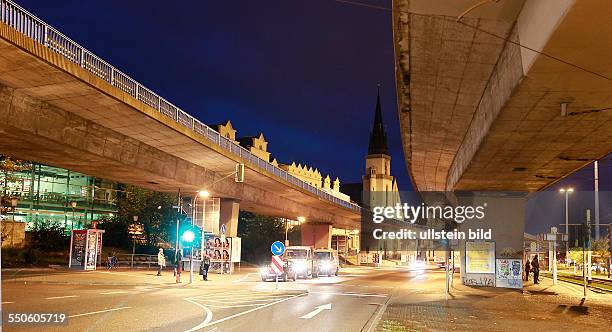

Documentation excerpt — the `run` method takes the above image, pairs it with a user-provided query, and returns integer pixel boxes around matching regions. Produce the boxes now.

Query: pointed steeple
[368,84,389,155]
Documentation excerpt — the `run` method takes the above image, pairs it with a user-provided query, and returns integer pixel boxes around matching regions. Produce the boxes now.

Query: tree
[1,156,31,242]
[592,239,611,263]
[237,212,285,265]
[568,247,584,264]
[97,186,182,252]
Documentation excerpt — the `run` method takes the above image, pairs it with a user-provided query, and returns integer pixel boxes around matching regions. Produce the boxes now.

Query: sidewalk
[1,265,260,286]
[376,273,612,332]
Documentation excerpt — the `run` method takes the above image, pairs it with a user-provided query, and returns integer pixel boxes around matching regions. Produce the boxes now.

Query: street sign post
[271,241,285,256]
[271,255,284,290]
[220,224,227,275]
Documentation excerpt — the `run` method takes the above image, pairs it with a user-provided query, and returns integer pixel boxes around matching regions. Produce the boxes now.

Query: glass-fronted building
[1,161,119,233]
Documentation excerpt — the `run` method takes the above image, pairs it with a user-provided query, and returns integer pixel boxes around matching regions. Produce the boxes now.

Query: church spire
[368,84,389,155]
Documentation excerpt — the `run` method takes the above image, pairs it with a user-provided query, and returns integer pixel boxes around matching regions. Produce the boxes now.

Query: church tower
[363,87,400,209]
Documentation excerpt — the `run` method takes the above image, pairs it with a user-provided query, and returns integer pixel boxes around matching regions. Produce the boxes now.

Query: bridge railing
[0,0,361,213]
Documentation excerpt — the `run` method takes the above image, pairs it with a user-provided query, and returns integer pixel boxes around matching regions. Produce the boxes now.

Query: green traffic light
[182,230,195,243]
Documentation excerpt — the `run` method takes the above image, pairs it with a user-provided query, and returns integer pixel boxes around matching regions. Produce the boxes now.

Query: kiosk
[69,228,105,270]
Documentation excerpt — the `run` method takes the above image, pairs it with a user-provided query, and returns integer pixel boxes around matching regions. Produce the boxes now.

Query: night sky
[14,1,611,235]
[17,0,408,189]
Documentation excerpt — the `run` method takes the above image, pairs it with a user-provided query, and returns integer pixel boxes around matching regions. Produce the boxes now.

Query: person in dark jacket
[199,254,210,281]
[531,255,540,284]
[175,250,183,283]
[524,259,531,281]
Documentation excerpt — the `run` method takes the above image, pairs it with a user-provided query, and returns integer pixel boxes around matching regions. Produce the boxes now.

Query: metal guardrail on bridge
[0,0,361,213]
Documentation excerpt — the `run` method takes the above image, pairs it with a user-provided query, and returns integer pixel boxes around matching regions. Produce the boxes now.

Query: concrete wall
[0,84,356,229]
[301,223,332,249]
[1,221,26,248]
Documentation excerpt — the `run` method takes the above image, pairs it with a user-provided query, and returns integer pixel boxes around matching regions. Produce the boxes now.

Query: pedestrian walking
[524,259,530,281]
[175,249,183,283]
[531,255,540,284]
[157,248,166,276]
[200,254,210,281]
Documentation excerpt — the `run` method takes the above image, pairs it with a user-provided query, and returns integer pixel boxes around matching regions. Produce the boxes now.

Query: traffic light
[182,229,195,243]
[180,224,201,247]
[235,163,244,183]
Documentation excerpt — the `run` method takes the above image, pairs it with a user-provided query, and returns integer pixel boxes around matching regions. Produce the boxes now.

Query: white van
[314,249,339,276]
[284,246,316,279]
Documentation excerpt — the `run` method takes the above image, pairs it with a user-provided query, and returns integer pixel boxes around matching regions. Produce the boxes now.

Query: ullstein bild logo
[372,203,487,224]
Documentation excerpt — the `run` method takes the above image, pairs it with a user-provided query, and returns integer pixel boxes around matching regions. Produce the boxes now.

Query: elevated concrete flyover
[0,0,360,235]
[393,0,612,192]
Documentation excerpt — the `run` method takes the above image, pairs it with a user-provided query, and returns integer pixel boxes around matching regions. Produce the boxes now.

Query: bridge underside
[0,23,359,229]
[394,0,612,192]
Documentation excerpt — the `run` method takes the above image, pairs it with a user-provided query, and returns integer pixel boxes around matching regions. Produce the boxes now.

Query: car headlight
[321,261,331,270]
[294,261,307,272]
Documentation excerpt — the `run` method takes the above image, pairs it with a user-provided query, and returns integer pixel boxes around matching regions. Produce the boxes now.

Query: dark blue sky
[18,0,409,189]
[15,1,611,235]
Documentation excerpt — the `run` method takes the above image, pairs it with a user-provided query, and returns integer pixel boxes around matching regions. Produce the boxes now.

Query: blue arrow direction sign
[271,241,285,256]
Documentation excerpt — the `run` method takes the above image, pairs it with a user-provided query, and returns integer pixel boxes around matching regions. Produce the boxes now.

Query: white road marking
[309,291,387,298]
[194,292,307,330]
[100,291,128,295]
[45,295,78,300]
[69,306,131,318]
[299,303,332,319]
[233,273,256,282]
[198,294,295,301]
[196,298,290,304]
[2,301,14,304]
[205,303,263,308]
[184,298,214,332]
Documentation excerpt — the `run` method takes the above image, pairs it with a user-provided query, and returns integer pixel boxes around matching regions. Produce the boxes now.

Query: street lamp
[286,217,306,247]
[70,201,77,231]
[189,190,209,284]
[559,187,573,267]
[10,197,19,247]
[131,215,138,268]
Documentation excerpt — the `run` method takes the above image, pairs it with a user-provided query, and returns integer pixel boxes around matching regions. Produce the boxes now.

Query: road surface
[1,266,432,331]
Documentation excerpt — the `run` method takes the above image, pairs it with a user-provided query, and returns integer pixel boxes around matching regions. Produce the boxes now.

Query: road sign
[128,223,144,235]
[271,241,285,256]
[220,224,227,235]
[271,255,284,274]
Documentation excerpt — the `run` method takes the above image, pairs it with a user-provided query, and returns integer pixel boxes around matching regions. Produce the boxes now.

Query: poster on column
[84,231,98,270]
[496,259,523,289]
[204,234,231,272]
[465,241,495,274]
[70,230,87,267]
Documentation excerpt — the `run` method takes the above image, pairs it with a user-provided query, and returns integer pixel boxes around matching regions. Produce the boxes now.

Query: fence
[0,0,361,213]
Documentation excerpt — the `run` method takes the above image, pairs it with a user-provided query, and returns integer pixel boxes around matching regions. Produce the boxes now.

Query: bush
[28,220,68,252]
[22,247,41,264]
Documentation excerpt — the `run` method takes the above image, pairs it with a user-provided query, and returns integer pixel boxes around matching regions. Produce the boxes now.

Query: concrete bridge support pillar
[301,223,332,249]
[219,198,239,238]
[457,194,526,288]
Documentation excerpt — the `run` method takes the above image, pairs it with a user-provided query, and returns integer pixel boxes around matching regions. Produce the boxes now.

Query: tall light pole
[286,217,305,247]
[131,215,138,268]
[559,187,573,267]
[10,197,19,247]
[594,161,600,240]
[190,190,209,284]
[70,201,77,231]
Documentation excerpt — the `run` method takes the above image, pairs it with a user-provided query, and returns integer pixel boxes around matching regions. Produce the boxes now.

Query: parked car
[314,249,339,276]
[259,260,296,282]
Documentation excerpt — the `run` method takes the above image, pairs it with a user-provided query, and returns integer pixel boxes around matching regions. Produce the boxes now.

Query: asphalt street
[1,266,423,332]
